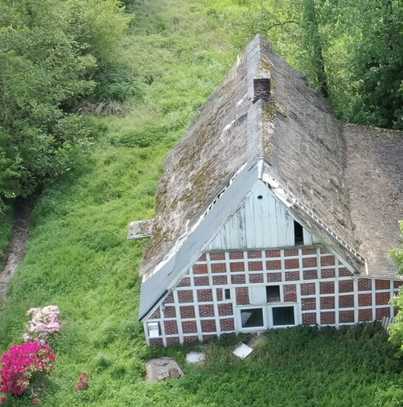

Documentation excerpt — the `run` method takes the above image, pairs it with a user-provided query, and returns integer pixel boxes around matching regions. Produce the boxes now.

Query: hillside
[0,1,402,406]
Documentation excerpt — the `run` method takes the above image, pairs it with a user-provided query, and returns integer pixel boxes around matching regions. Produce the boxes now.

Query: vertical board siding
[207,181,317,250]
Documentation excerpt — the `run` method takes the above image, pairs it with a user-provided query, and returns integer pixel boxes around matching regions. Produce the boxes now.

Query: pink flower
[24,305,61,341]
[0,341,56,397]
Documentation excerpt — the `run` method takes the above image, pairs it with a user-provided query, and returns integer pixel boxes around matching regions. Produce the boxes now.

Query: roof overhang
[139,160,260,320]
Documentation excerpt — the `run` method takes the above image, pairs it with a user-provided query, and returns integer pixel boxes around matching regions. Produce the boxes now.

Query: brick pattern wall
[145,246,402,346]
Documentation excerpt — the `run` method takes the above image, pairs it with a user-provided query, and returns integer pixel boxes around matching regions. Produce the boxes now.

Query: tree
[301,0,329,97]
[0,0,132,207]
[350,0,403,129]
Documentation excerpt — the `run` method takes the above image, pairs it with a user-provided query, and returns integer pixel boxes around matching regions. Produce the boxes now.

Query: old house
[133,35,403,346]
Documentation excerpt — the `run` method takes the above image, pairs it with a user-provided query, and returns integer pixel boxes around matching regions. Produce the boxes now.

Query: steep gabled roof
[344,124,403,278]
[138,35,402,320]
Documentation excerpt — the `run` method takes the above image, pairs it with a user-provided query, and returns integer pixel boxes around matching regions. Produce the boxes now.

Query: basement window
[294,221,304,245]
[266,285,281,303]
[240,308,264,328]
[147,322,160,338]
[272,306,295,326]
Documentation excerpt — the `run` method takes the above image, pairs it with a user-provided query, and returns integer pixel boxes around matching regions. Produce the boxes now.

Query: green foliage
[66,0,135,103]
[390,223,403,353]
[206,0,403,129]
[301,0,328,97]
[67,0,131,67]
[0,205,13,269]
[0,0,133,205]
[349,0,403,129]
[0,0,402,406]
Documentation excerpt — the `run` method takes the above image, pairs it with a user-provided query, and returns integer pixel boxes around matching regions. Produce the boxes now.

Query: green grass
[0,1,402,406]
[0,205,13,270]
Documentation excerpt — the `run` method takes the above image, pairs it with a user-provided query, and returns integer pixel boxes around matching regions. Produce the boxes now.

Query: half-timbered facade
[133,35,403,346]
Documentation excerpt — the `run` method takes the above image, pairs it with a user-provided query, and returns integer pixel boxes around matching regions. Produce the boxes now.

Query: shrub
[24,305,61,342]
[0,341,56,398]
[0,0,133,206]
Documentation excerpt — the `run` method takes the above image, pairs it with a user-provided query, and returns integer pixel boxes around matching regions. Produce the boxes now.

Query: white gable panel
[207,180,318,250]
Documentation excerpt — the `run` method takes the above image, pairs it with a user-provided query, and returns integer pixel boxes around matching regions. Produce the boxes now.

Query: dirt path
[0,200,33,300]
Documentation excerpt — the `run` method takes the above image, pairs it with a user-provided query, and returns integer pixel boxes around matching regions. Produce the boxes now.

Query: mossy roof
[139,35,403,319]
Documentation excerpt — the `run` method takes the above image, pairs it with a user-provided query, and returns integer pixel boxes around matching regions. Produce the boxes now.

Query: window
[240,308,264,328]
[147,322,160,338]
[224,288,231,300]
[294,220,304,245]
[272,306,295,326]
[266,285,281,303]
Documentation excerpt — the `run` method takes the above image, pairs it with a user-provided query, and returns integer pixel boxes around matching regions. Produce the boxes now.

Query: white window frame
[237,306,267,332]
[269,303,300,328]
[147,321,161,338]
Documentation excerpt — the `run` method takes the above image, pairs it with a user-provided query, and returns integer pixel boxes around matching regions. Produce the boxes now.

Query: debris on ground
[233,343,254,359]
[145,357,184,383]
[75,373,89,392]
[186,352,206,364]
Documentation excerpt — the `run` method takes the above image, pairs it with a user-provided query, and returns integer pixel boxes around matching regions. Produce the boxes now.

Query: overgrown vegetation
[0,207,13,269]
[0,0,402,405]
[206,0,403,128]
[0,0,132,206]
[391,223,403,354]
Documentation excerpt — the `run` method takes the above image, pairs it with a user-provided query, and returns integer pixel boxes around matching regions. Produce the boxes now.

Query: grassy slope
[0,205,13,270]
[0,1,402,406]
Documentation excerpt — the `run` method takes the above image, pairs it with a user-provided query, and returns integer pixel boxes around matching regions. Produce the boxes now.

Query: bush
[0,341,56,398]
[0,0,133,206]
[24,305,62,342]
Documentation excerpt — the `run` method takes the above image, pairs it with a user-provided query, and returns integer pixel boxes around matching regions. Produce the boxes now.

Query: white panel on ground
[233,343,254,359]
[207,180,315,250]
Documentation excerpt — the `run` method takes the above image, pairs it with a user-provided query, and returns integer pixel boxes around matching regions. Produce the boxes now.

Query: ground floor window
[238,303,298,331]
[147,322,160,338]
[272,306,295,326]
[240,308,264,328]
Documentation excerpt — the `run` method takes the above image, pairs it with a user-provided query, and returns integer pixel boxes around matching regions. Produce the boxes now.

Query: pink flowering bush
[24,306,61,341]
[0,341,56,398]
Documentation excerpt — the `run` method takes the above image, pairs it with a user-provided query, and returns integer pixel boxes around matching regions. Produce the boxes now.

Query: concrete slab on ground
[145,357,184,383]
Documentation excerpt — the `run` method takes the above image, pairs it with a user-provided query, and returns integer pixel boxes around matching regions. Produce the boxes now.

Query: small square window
[240,308,264,328]
[147,322,160,338]
[272,306,295,326]
[224,288,231,300]
[266,285,281,303]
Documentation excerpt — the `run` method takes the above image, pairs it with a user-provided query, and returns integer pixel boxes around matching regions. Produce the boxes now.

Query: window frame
[270,304,299,328]
[146,321,161,338]
[266,285,281,303]
[237,306,267,332]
